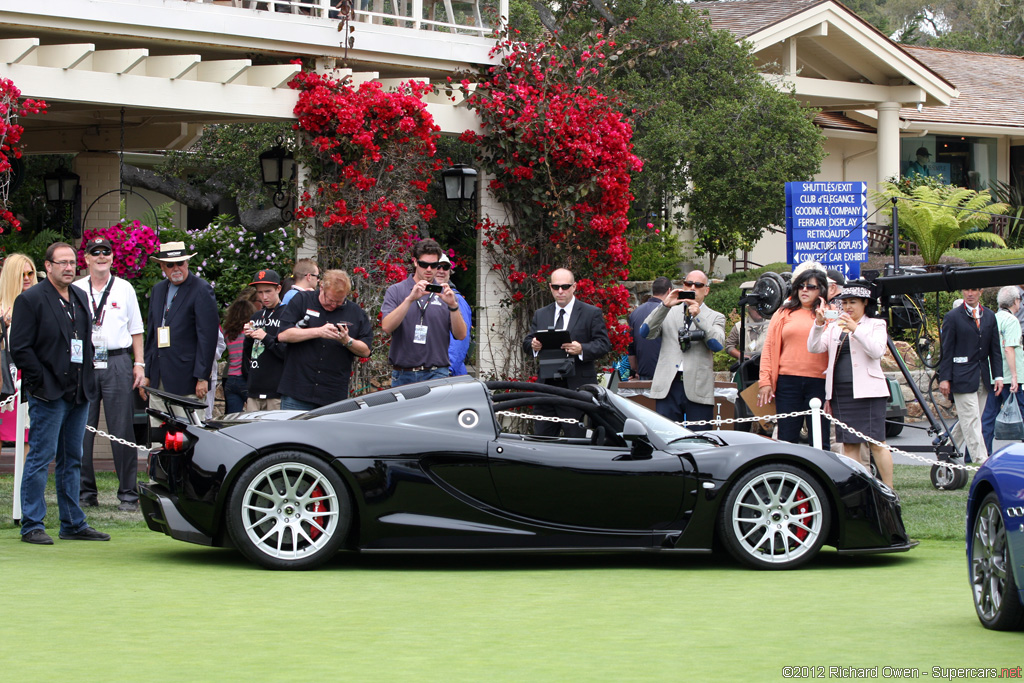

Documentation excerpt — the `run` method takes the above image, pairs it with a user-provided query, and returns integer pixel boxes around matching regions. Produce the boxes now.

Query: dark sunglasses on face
[798,283,820,291]
[416,259,441,270]
[682,280,706,289]
[550,283,574,291]
[89,248,112,256]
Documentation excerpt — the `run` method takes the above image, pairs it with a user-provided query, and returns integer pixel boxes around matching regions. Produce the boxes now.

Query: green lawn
[1,468,1018,681]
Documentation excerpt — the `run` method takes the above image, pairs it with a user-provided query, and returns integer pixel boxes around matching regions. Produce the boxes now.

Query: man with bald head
[523,268,611,437]
[642,270,726,424]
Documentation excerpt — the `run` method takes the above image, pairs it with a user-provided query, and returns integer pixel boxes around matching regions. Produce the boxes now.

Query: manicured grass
[894,464,971,541]
[0,467,1016,681]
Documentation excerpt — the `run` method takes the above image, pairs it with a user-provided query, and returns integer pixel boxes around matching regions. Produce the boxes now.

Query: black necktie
[556,308,565,331]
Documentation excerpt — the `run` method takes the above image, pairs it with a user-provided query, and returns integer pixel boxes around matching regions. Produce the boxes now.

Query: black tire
[885,416,905,438]
[970,492,1024,630]
[930,462,968,490]
[226,451,352,570]
[718,463,831,570]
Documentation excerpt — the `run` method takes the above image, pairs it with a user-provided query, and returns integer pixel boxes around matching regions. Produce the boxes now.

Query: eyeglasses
[416,259,441,270]
[48,260,76,268]
[798,284,820,291]
[550,283,574,291]
[682,280,707,289]
[22,271,34,278]
[434,262,452,271]
[307,273,320,280]
[89,248,112,256]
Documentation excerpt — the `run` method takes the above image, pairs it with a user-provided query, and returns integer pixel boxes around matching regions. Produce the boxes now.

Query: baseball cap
[85,237,113,254]
[249,269,281,286]
[825,269,846,287]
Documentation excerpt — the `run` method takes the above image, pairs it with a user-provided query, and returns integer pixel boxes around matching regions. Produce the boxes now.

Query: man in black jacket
[10,242,107,545]
[939,288,1003,464]
[141,242,219,401]
[522,268,611,436]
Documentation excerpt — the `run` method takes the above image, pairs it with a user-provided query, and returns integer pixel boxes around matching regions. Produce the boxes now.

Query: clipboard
[739,382,775,431]
[534,329,571,350]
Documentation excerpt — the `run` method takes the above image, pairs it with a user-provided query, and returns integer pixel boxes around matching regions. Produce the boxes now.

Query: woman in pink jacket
[808,280,894,488]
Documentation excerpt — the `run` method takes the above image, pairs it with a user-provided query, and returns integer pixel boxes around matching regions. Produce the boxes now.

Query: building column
[875,102,901,187]
[475,171,513,380]
[74,152,121,236]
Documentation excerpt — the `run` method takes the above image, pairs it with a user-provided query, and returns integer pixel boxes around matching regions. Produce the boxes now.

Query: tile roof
[900,46,1024,130]
[692,0,826,39]
[814,111,875,133]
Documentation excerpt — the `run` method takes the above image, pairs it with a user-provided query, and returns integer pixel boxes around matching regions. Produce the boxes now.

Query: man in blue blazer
[10,242,106,544]
[939,287,1003,464]
[522,268,611,436]
[141,242,220,400]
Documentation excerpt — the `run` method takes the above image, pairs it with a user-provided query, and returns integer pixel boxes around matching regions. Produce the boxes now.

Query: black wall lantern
[442,164,478,224]
[259,136,297,223]
[44,161,81,237]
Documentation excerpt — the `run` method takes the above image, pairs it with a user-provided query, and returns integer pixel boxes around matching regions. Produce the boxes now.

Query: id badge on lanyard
[92,325,108,369]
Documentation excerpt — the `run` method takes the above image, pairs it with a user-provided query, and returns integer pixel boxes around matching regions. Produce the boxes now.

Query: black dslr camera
[678,324,705,352]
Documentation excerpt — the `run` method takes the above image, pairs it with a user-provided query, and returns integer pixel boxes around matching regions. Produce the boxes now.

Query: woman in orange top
[758,266,830,448]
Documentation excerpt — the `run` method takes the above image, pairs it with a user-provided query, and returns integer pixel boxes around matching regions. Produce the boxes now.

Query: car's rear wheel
[719,463,831,570]
[970,492,1024,630]
[226,451,352,570]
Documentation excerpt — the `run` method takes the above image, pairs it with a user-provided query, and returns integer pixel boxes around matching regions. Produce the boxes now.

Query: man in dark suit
[10,242,107,545]
[141,241,219,401]
[522,268,611,436]
[939,287,1003,464]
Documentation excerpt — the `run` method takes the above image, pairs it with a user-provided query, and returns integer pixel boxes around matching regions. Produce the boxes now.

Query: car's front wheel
[719,464,831,570]
[970,492,1024,630]
[226,451,352,570]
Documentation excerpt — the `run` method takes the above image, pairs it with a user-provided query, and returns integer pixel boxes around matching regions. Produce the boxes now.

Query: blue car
[966,443,1024,630]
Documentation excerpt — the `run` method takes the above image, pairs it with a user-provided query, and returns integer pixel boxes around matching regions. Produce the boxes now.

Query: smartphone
[671,288,696,301]
[336,322,349,332]
[425,283,443,294]
[824,309,839,320]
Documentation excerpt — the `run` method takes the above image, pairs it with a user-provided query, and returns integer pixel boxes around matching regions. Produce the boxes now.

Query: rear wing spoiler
[146,388,207,430]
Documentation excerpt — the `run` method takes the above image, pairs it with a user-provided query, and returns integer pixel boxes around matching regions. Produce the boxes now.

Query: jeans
[655,375,713,425]
[775,374,830,450]
[21,396,90,536]
[281,395,321,412]
[981,387,1024,456]
[223,375,248,414]
[391,366,450,388]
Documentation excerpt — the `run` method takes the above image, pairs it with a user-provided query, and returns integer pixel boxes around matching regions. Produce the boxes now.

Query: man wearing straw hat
[140,241,219,402]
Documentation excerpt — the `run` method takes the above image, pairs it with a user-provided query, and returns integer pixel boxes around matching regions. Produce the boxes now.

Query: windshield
[605,391,697,450]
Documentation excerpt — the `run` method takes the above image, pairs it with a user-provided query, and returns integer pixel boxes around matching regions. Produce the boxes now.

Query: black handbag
[0,318,17,401]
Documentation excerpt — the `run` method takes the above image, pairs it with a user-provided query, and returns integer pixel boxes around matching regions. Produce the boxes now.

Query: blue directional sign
[785,181,868,280]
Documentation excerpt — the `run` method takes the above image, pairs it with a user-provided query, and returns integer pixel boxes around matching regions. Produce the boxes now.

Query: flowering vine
[0,78,46,234]
[289,68,443,391]
[457,28,642,369]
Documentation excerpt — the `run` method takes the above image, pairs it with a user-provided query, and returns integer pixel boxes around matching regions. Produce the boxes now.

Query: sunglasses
[550,283,574,291]
[798,283,820,291]
[682,280,707,289]
[89,248,112,256]
[415,259,445,270]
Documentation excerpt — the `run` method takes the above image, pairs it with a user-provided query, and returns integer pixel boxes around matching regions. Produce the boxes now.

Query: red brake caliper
[793,488,810,542]
[307,486,326,540]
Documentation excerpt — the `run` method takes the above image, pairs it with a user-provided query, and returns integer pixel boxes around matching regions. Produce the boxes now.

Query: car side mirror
[621,418,648,442]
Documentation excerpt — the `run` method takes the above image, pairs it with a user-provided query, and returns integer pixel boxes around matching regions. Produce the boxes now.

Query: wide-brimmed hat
[837,280,873,300]
[152,241,196,263]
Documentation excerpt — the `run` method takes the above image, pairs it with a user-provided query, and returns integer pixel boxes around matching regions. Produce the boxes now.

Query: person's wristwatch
[448,305,459,312]
[345,339,354,348]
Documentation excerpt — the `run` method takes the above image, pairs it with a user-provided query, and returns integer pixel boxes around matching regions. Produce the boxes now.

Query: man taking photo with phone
[381,239,467,387]
[642,270,726,424]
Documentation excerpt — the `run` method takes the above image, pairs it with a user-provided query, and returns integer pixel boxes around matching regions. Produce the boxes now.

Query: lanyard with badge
[88,277,113,368]
[158,286,178,348]
[413,295,434,345]
[61,294,84,365]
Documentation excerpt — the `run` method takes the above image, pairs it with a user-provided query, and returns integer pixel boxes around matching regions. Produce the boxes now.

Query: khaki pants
[246,396,282,412]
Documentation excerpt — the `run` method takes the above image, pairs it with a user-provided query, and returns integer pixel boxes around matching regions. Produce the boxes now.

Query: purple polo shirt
[381,276,454,369]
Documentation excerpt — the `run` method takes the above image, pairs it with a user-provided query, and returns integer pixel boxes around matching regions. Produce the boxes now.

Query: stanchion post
[12,379,25,522]
[809,398,823,450]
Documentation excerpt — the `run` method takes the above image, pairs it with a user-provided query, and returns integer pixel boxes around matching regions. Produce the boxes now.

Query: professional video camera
[736,260,1024,488]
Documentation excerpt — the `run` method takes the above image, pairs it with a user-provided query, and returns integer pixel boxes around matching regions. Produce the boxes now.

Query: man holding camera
[381,239,467,387]
[522,268,611,437]
[276,270,372,410]
[643,270,725,424]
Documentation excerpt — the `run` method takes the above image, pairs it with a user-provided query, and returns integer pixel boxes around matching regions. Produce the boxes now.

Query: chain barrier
[495,410,583,427]
[84,424,152,453]
[0,393,16,412]
[677,408,979,472]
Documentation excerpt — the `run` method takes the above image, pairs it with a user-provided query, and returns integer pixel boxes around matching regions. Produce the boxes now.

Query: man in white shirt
[74,236,146,511]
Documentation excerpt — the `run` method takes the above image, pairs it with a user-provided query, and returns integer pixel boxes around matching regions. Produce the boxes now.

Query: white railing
[206,0,503,37]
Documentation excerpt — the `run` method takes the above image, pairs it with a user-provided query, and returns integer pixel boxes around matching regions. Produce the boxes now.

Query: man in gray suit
[642,270,725,424]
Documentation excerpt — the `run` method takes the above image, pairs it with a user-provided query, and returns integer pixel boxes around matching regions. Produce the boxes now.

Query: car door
[487,438,687,531]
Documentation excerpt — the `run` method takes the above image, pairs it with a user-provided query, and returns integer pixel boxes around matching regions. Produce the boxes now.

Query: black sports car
[139,377,916,570]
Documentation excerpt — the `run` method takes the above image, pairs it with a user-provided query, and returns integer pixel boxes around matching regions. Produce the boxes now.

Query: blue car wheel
[970,492,1024,630]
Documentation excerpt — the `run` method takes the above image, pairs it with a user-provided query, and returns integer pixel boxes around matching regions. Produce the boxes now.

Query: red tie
[973,305,981,330]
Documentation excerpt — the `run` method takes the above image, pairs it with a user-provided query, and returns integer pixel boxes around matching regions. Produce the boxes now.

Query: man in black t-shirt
[276,269,373,411]
[242,269,287,411]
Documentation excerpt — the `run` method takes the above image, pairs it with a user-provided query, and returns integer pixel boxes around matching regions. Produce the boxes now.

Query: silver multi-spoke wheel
[227,452,352,570]
[970,493,1024,630]
[720,464,830,570]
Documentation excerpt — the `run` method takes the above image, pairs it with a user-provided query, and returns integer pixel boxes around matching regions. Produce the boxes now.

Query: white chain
[495,410,583,426]
[678,408,979,472]
[0,393,17,412]
[84,423,152,453]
